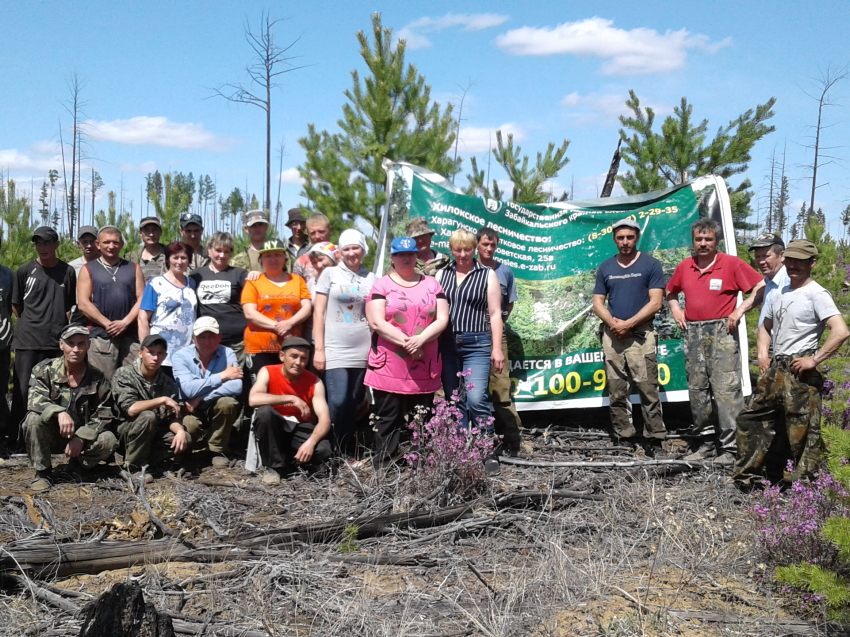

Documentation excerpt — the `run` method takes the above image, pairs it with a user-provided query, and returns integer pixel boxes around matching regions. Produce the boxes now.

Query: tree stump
[78,581,175,637]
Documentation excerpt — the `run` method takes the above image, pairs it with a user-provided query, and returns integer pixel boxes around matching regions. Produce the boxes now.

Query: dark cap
[286,208,306,227]
[281,336,311,351]
[404,217,435,238]
[783,239,818,260]
[141,334,168,350]
[749,232,785,251]
[32,226,59,242]
[77,225,98,240]
[60,324,90,341]
[179,212,204,229]
[258,238,287,254]
[139,216,162,229]
[244,209,270,227]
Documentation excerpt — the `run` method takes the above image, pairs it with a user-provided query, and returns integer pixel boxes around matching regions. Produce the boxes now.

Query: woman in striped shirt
[437,229,505,440]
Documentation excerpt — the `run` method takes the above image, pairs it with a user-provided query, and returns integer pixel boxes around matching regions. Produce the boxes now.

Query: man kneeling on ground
[112,334,190,472]
[249,336,332,483]
[172,317,242,467]
[24,324,118,492]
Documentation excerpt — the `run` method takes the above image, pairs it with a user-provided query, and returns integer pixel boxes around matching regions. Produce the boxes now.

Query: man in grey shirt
[734,240,849,487]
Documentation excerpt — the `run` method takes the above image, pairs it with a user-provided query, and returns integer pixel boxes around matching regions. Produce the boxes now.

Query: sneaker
[30,470,53,492]
[261,469,281,485]
[211,455,229,469]
[484,455,501,476]
[712,453,735,466]
[683,441,716,462]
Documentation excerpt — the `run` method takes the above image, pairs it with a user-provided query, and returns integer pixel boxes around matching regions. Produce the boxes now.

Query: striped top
[438,260,491,333]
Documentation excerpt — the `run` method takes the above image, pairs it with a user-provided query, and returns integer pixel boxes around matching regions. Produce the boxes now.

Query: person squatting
[8,212,846,493]
[12,213,523,490]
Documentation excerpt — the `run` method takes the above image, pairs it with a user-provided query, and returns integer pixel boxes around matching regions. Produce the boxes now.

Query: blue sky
[2,1,849,238]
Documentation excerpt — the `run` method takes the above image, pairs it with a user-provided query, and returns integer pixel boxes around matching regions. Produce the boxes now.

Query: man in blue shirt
[592,219,667,446]
[172,317,243,466]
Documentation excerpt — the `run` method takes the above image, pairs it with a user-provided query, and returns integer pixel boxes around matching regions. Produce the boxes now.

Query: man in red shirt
[666,219,765,463]
[249,336,332,483]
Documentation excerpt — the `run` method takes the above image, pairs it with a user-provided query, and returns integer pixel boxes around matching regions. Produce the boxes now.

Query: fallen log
[499,457,707,470]
[496,489,604,507]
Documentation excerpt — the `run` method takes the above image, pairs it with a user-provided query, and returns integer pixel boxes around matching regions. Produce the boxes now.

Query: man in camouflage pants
[112,334,190,472]
[733,240,849,487]
[23,324,118,492]
[406,218,450,277]
[666,219,765,464]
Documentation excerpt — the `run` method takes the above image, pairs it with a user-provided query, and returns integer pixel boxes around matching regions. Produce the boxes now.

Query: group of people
[593,218,848,487]
[9,209,526,490]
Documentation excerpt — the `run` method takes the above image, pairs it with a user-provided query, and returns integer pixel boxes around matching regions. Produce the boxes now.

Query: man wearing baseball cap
[172,317,243,467]
[666,219,765,464]
[112,334,190,472]
[734,240,849,487]
[592,218,668,448]
[248,336,332,484]
[10,226,76,443]
[405,217,450,277]
[744,233,789,328]
[179,212,208,273]
[23,324,118,492]
[284,208,310,264]
[231,209,272,274]
[68,225,101,276]
[127,216,167,282]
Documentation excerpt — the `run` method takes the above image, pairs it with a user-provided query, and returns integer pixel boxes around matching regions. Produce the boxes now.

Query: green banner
[411,175,700,281]
[379,161,737,410]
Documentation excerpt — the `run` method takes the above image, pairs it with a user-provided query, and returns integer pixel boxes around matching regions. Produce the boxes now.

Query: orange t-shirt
[266,365,318,421]
[241,274,311,353]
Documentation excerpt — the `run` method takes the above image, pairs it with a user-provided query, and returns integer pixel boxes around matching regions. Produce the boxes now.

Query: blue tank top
[86,259,138,339]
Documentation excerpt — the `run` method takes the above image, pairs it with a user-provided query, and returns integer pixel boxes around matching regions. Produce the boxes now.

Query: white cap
[193,316,220,336]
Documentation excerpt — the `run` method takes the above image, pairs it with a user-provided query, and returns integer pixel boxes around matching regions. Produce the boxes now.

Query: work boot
[484,454,501,476]
[684,441,716,462]
[30,470,53,493]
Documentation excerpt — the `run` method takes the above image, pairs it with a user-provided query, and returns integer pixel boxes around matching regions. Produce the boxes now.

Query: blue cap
[390,237,418,255]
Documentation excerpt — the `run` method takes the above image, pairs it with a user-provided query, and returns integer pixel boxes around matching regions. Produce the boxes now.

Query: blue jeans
[324,367,367,454]
[440,331,493,430]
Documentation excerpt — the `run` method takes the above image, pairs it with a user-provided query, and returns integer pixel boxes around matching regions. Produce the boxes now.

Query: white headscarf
[337,229,369,256]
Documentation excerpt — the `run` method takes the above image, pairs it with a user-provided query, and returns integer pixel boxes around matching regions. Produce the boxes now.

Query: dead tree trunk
[78,582,174,637]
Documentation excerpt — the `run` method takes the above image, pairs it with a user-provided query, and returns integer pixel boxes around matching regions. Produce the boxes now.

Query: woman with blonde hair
[437,228,504,473]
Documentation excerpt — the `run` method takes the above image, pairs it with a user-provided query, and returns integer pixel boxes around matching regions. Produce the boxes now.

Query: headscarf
[308,241,341,264]
[337,229,369,256]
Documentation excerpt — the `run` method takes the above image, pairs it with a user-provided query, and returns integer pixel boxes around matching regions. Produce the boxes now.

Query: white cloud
[0,145,62,173]
[278,167,304,185]
[397,13,509,50]
[86,116,233,150]
[456,123,526,153]
[119,161,157,173]
[560,91,672,126]
[496,17,731,75]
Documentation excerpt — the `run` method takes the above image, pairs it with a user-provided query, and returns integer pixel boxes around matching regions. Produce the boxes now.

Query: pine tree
[298,13,459,233]
[464,130,570,204]
[840,204,850,241]
[773,175,790,239]
[618,90,776,235]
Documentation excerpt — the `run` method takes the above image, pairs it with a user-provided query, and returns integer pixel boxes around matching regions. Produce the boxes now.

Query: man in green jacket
[23,324,118,492]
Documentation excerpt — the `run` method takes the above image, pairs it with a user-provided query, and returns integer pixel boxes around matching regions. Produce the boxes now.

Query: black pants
[253,405,332,474]
[0,348,11,439]
[247,353,281,384]
[10,349,60,443]
[371,390,434,467]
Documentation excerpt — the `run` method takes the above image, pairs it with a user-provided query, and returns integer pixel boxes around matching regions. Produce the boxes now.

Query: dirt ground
[0,410,836,636]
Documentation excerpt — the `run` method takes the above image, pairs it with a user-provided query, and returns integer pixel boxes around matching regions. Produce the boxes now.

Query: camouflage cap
[244,209,270,226]
[404,217,435,238]
[749,232,785,251]
[783,239,818,260]
[60,324,90,341]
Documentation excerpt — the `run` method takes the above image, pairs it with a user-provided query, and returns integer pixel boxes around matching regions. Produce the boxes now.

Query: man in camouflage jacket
[405,217,450,277]
[23,324,118,492]
[112,334,190,470]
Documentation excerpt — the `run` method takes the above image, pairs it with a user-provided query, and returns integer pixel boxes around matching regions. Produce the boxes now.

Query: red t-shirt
[666,252,763,321]
[266,364,318,422]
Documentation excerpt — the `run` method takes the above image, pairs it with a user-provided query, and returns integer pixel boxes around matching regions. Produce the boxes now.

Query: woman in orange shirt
[241,239,312,381]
